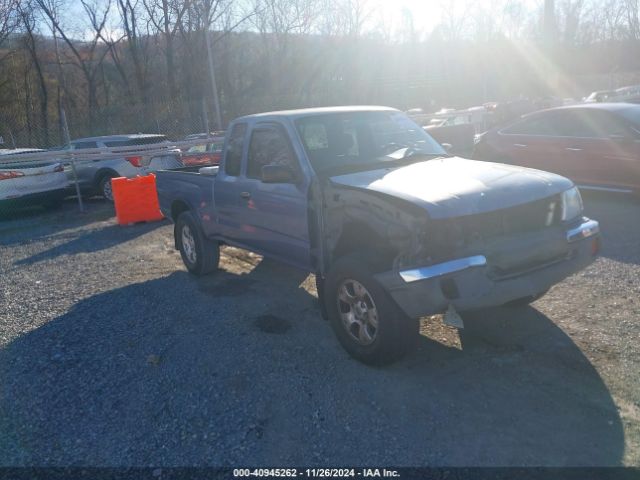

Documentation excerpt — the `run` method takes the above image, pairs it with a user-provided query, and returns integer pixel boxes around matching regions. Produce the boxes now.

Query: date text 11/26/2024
[233,469,400,478]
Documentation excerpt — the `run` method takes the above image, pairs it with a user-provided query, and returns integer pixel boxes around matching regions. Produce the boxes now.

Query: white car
[0,149,69,213]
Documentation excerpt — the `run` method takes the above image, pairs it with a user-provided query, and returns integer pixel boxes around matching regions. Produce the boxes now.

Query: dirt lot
[0,192,638,467]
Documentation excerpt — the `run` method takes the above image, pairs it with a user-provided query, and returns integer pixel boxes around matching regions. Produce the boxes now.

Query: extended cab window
[224,123,247,176]
[247,125,298,179]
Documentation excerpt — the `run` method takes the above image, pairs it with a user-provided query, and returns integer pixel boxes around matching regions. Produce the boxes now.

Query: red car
[181,135,225,166]
[473,103,640,194]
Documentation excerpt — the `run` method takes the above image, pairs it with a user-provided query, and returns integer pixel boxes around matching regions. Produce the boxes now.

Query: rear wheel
[324,253,418,365]
[176,211,219,276]
[98,174,116,202]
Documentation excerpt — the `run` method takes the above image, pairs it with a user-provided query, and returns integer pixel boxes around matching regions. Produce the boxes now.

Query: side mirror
[261,164,295,183]
[441,143,453,153]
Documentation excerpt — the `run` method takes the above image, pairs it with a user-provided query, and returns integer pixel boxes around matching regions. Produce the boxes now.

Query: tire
[324,253,418,365]
[98,174,116,202]
[505,288,549,307]
[175,211,220,276]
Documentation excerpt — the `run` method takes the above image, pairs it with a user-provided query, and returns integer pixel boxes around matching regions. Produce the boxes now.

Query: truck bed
[155,166,216,221]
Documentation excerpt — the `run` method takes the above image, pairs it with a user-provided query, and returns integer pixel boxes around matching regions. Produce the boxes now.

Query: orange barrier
[112,174,164,225]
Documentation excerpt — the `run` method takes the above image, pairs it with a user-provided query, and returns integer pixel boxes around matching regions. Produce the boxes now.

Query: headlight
[561,187,583,221]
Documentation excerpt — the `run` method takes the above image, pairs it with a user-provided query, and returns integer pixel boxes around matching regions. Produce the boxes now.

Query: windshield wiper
[315,151,450,176]
[381,143,449,160]
[393,149,450,162]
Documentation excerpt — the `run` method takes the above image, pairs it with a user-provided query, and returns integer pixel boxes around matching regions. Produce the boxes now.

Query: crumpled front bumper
[374,218,601,319]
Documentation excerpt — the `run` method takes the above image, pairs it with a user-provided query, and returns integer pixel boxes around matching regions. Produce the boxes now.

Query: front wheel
[324,253,418,365]
[176,211,219,276]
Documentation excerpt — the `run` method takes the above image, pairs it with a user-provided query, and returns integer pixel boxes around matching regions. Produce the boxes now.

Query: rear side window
[551,111,599,137]
[224,123,247,176]
[105,136,166,147]
[503,110,635,138]
[576,110,636,138]
[501,115,557,136]
[72,141,98,149]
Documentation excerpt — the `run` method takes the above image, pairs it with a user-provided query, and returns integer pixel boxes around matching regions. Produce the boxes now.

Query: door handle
[240,191,251,199]
[566,147,583,151]
[513,143,527,147]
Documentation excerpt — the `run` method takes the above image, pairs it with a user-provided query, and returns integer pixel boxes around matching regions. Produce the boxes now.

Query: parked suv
[68,134,182,200]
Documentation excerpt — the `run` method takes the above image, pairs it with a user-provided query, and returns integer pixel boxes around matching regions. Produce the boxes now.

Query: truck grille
[428,194,561,259]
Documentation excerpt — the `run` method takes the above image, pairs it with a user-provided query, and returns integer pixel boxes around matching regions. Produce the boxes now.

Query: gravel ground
[0,193,638,467]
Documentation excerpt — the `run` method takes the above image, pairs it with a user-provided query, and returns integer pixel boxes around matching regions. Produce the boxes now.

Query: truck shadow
[581,190,640,265]
[0,197,109,227]
[0,198,119,249]
[0,261,624,466]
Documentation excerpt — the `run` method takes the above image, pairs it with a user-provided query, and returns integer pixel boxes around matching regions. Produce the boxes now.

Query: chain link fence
[4,70,640,219]
[0,97,224,218]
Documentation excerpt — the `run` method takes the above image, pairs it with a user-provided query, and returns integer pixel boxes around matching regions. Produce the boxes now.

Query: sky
[68,0,544,43]
[376,0,541,39]
[381,0,442,32]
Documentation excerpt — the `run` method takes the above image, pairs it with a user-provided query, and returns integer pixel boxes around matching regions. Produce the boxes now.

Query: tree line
[1,0,640,148]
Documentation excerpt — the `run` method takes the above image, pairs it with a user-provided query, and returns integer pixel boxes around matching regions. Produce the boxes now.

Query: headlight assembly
[561,186,583,221]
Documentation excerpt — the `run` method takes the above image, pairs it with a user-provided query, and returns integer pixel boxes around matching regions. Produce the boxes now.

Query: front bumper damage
[374,218,601,319]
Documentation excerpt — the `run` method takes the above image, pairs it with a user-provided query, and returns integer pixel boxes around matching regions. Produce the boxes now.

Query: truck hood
[329,157,574,219]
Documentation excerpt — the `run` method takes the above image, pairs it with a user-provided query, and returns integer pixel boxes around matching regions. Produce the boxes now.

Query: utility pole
[205,29,223,131]
[202,98,210,134]
[61,108,84,213]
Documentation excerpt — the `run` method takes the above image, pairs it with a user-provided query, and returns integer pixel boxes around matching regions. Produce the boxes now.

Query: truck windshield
[295,111,446,173]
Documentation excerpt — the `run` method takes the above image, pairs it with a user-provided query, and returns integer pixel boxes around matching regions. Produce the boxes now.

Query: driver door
[236,122,312,270]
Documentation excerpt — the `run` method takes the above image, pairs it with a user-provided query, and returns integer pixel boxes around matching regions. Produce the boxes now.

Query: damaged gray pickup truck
[156,106,601,365]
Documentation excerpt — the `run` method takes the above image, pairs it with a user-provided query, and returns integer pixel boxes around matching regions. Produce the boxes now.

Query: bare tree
[249,0,323,101]
[142,0,191,98]
[34,0,113,130]
[16,0,50,145]
[327,0,373,37]
[116,0,152,101]
[625,0,640,39]
[438,0,471,41]
[557,0,585,45]
[0,0,18,49]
